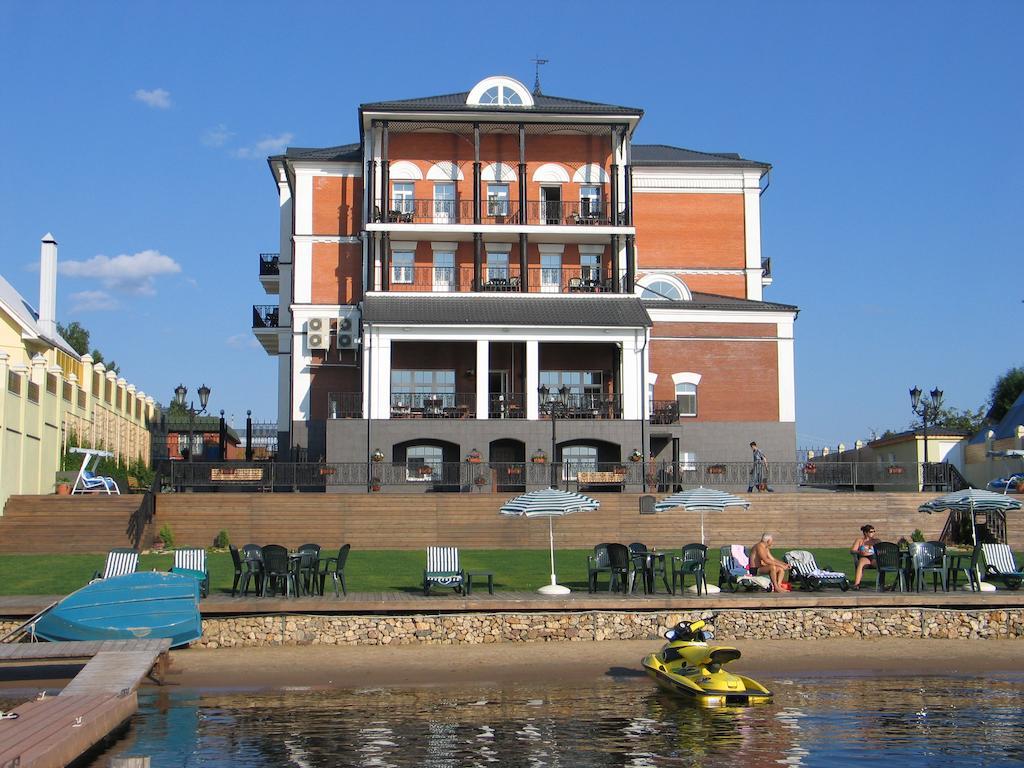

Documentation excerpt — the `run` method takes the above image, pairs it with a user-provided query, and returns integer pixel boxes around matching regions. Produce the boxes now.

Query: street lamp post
[538,384,570,488]
[174,383,211,462]
[909,385,943,488]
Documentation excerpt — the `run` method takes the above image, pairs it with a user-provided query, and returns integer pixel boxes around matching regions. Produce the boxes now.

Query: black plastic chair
[606,543,631,593]
[261,544,296,597]
[628,543,669,594]
[317,544,350,597]
[229,545,243,596]
[911,542,947,592]
[874,542,907,592]
[240,543,264,596]
[296,543,321,595]
[672,544,708,595]
[587,544,613,592]
[948,545,982,592]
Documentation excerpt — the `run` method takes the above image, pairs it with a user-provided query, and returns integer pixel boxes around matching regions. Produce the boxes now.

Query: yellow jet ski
[642,619,773,706]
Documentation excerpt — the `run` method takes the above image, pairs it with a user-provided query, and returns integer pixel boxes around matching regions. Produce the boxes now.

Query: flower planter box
[887,466,905,476]
[319,467,336,476]
[706,465,727,475]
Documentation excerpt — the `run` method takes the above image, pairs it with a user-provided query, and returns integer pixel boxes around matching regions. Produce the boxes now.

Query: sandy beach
[162,638,1024,691]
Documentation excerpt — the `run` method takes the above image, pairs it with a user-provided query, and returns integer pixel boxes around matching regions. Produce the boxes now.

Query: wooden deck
[3,589,1024,620]
[0,639,170,768]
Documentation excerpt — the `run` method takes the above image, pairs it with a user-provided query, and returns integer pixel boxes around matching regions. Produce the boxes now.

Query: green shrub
[214,530,230,549]
[911,529,925,542]
[158,524,174,549]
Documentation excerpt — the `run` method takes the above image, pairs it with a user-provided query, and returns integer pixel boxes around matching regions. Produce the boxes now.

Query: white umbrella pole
[538,515,570,595]
[700,510,706,546]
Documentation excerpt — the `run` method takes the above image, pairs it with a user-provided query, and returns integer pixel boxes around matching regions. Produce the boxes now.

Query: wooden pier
[0,639,170,768]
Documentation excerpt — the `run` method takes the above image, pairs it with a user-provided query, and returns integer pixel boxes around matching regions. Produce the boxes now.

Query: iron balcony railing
[650,400,680,424]
[390,392,476,418]
[327,392,363,419]
[761,257,771,279]
[384,265,618,294]
[374,199,619,227]
[252,305,280,328]
[488,393,525,419]
[539,393,623,420]
[164,460,957,493]
[259,252,280,276]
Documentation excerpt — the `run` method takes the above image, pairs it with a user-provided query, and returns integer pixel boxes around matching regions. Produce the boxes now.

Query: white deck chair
[172,548,210,597]
[423,546,465,595]
[92,548,139,580]
[70,448,120,495]
[784,550,850,591]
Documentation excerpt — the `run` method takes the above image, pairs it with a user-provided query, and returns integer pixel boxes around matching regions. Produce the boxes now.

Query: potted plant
[417,464,433,476]
[474,474,487,486]
[804,462,817,475]
[319,465,336,476]
[371,449,385,463]
[887,465,905,475]
[466,449,482,464]
[531,449,547,464]
[370,477,382,491]
[506,465,522,476]
[707,464,727,475]
[629,449,644,462]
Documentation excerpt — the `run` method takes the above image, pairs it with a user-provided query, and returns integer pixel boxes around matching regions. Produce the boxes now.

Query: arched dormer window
[672,372,702,417]
[426,162,465,181]
[635,274,691,301]
[466,76,534,108]
[480,163,518,182]
[532,163,571,183]
[388,161,423,180]
[572,164,610,184]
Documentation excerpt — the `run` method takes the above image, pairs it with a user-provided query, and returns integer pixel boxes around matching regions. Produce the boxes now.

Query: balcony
[327,392,363,419]
[761,257,772,287]
[382,265,619,294]
[259,252,280,294]
[373,199,621,228]
[540,393,622,420]
[252,304,280,355]
[390,392,476,419]
[650,400,680,424]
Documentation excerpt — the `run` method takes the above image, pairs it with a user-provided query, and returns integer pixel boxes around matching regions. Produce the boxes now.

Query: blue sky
[1,1,1020,450]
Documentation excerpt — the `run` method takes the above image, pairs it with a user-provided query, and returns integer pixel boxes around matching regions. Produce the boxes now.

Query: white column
[525,340,539,420]
[0,353,8,499]
[475,339,489,420]
[277,175,293,326]
[620,333,644,420]
[743,170,763,302]
[370,335,392,420]
[291,332,311,421]
[777,318,796,422]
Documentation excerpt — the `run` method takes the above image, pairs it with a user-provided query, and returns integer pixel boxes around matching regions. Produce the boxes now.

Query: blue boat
[33,571,202,648]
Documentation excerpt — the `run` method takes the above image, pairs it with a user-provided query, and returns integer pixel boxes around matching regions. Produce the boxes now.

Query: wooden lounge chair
[423,546,465,595]
[171,547,210,597]
[92,548,139,581]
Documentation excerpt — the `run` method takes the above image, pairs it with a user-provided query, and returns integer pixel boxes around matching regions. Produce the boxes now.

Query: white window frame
[432,251,455,292]
[391,182,415,214]
[562,444,599,481]
[406,444,443,482]
[391,251,415,284]
[487,183,509,217]
[671,372,702,418]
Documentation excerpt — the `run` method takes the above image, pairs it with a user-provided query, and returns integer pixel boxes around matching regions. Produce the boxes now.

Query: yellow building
[0,234,156,511]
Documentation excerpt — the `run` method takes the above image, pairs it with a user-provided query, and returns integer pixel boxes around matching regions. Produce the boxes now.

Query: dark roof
[643,291,799,313]
[361,91,642,116]
[632,144,770,169]
[281,144,362,162]
[364,294,652,327]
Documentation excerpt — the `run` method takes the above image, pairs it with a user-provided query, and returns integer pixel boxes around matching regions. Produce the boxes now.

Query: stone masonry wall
[195,608,1024,649]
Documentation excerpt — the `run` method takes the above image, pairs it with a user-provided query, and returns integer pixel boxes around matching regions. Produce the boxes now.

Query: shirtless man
[750,533,789,592]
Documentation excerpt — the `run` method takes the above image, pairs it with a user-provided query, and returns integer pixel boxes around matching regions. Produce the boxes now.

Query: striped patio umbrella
[500,488,600,596]
[919,488,1022,546]
[654,487,751,545]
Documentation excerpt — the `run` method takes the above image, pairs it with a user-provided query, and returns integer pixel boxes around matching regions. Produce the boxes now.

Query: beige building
[0,234,156,510]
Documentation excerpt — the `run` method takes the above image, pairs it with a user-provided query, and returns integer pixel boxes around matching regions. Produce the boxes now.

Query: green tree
[988,366,1024,422]
[57,321,90,355]
[932,406,987,433]
[89,348,119,375]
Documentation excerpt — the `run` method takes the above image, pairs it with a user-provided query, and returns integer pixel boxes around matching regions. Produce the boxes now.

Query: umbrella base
[538,584,571,596]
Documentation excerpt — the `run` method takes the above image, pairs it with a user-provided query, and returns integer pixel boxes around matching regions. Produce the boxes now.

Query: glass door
[540,254,562,293]
[432,251,455,292]
[433,183,455,224]
[540,186,562,225]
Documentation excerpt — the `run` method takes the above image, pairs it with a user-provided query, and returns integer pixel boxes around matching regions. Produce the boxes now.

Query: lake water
[52,674,1024,766]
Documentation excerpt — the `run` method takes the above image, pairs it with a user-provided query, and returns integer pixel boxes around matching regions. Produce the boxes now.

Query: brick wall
[633,193,745,270]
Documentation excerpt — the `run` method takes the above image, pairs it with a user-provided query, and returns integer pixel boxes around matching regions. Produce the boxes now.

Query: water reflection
[88,676,1024,767]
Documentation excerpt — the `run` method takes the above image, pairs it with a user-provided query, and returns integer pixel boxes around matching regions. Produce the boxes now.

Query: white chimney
[39,232,58,340]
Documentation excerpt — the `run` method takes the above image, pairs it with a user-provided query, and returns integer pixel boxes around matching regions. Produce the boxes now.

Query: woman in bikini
[850,524,879,589]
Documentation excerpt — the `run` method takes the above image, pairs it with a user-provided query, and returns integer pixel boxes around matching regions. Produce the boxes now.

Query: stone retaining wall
[195,608,1024,648]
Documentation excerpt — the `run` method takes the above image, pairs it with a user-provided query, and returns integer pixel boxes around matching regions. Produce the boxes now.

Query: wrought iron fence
[258,252,280,276]
[252,305,279,328]
[163,459,945,493]
[382,265,618,294]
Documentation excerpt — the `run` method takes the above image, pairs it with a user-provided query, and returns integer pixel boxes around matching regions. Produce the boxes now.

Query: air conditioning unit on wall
[307,317,331,350]
[337,311,360,349]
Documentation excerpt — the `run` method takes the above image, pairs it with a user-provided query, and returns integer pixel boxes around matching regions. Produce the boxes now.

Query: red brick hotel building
[255,75,797,488]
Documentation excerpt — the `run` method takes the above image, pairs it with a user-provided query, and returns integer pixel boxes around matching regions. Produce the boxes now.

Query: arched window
[467,76,534,107]
[672,372,702,417]
[406,444,443,481]
[636,274,691,301]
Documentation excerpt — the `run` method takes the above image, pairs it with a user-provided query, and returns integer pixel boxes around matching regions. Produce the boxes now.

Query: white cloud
[69,290,119,312]
[226,333,261,350]
[202,123,235,147]
[59,250,182,296]
[134,88,172,109]
[235,132,294,158]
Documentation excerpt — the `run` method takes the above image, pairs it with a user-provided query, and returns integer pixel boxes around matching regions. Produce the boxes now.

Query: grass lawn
[0,547,868,596]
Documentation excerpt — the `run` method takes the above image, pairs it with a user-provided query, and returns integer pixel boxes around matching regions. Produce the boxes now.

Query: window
[681,451,697,471]
[433,251,455,291]
[391,251,414,284]
[540,370,603,410]
[406,444,443,481]
[486,252,509,281]
[641,279,683,300]
[391,369,456,410]
[433,182,455,223]
[540,253,561,292]
[487,183,509,216]
[647,382,655,416]
[562,445,598,480]
[676,382,697,417]
[479,85,524,106]
[392,182,415,214]
[580,253,601,284]
[580,185,602,217]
